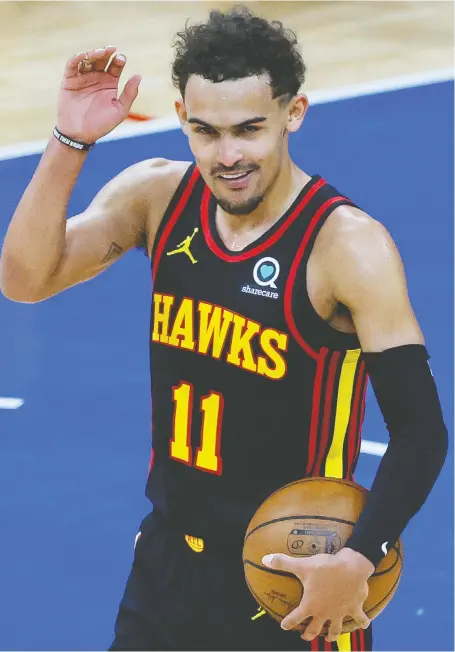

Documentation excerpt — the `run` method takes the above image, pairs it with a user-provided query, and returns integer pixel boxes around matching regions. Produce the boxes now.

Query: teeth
[220,171,249,179]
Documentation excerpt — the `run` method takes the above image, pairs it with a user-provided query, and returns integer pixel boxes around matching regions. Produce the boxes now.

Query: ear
[286,94,309,133]
[175,97,189,134]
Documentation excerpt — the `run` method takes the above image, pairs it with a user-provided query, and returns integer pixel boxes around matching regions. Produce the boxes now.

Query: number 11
[170,382,224,475]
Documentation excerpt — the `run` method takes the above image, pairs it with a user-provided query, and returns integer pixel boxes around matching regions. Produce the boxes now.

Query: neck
[217,158,310,234]
[214,159,311,251]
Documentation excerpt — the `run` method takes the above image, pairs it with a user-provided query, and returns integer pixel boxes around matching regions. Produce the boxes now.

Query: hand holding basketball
[262,547,374,642]
[57,46,142,144]
[243,478,403,639]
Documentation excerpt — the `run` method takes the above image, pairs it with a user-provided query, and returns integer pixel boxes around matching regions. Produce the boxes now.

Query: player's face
[177,75,306,215]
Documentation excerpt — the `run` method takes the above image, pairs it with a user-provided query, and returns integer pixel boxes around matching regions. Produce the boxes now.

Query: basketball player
[0,7,447,652]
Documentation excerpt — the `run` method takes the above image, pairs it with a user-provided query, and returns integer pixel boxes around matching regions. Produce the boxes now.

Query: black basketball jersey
[146,163,369,546]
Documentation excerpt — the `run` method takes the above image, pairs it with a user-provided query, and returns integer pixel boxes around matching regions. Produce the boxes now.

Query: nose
[216,136,243,170]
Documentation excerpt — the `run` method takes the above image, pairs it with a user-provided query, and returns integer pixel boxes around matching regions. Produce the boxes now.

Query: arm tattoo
[102,242,123,264]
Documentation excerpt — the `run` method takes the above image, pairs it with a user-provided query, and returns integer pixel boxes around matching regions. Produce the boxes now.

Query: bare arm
[0,152,188,303]
[325,206,424,350]
[264,208,446,640]
[325,208,446,564]
[0,138,90,302]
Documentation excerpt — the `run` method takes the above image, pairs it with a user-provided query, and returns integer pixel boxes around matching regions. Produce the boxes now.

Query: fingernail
[262,554,274,565]
[116,55,126,63]
[281,622,290,631]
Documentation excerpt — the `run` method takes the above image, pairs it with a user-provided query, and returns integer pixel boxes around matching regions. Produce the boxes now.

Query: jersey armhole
[151,163,200,281]
[284,197,361,356]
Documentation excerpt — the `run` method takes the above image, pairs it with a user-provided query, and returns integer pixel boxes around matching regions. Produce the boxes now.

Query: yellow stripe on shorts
[337,631,353,651]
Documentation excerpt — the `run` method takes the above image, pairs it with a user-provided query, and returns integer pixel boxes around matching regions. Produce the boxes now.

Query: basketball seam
[268,476,367,498]
[245,478,367,537]
[244,571,303,621]
[244,561,402,630]
[243,559,298,579]
[364,571,402,617]
[371,543,402,577]
[244,545,403,625]
[245,513,356,540]
[244,542,402,578]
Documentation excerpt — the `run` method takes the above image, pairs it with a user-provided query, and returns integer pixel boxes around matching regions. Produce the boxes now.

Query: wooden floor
[0,1,453,147]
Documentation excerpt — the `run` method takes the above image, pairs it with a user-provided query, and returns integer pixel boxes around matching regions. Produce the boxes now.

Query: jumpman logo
[251,606,266,621]
[167,228,199,264]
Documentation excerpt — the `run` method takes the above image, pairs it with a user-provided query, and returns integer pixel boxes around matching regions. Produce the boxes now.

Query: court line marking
[0,391,387,454]
[0,67,436,456]
[0,67,452,162]
[360,440,387,457]
[0,392,387,457]
[0,397,24,409]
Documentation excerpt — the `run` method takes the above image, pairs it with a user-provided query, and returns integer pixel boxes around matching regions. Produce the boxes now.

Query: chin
[216,193,266,216]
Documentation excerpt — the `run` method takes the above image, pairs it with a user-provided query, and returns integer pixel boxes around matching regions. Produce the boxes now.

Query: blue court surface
[0,79,453,651]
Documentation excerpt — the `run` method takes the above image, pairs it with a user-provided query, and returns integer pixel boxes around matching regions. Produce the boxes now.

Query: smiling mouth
[218,170,253,180]
[218,170,253,189]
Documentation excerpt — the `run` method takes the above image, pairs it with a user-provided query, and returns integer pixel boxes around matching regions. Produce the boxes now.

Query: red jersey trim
[152,166,201,282]
[284,196,347,358]
[305,347,329,475]
[346,360,367,479]
[200,177,326,262]
[313,351,342,477]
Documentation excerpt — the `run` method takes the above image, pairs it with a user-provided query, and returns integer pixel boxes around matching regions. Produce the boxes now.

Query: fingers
[352,608,371,630]
[64,46,117,78]
[300,616,326,641]
[64,46,134,82]
[281,601,311,631]
[326,618,343,642]
[64,52,89,79]
[118,75,142,113]
[106,52,127,78]
[262,553,306,576]
[79,46,118,73]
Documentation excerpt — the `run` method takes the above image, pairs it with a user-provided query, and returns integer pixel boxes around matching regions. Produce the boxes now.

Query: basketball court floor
[0,75,453,651]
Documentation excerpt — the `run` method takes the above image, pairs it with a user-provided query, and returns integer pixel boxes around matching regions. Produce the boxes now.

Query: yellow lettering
[154,297,288,382]
[198,302,234,358]
[226,314,260,372]
[168,298,195,350]
[195,391,224,474]
[257,329,288,380]
[170,382,192,464]
[152,293,174,344]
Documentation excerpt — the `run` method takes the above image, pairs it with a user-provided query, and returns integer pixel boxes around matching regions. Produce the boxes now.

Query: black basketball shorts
[109,510,373,651]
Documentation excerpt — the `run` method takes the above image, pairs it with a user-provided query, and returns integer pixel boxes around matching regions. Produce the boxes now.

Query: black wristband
[53,127,94,151]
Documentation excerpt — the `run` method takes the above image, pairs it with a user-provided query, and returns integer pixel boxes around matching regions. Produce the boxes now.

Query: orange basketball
[243,477,403,634]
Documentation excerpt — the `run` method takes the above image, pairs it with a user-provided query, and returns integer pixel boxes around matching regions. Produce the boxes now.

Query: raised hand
[57,46,142,144]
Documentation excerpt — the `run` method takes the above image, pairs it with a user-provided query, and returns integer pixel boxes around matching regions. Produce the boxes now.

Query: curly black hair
[172,5,306,102]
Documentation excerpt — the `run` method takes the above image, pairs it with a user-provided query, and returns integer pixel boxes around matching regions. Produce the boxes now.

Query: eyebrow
[187,116,267,129]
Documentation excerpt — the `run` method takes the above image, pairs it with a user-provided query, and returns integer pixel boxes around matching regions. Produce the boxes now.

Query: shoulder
[107,157,192,199]
[132,157,193,212]
[143,159,194,252]
[313,204,407,309]
[141,157,193,185]
[92,157,192,208]
[315,204,403,272]
[97,158,193,255]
